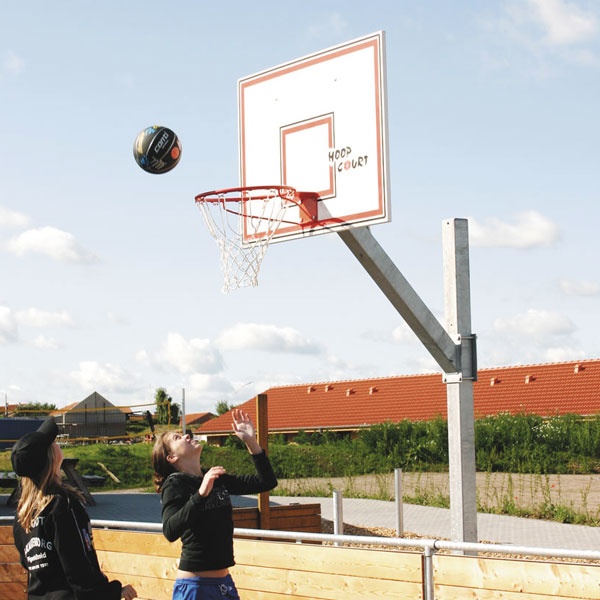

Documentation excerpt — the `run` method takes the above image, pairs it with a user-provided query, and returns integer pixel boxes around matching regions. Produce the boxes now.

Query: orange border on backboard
[239,31,389,243]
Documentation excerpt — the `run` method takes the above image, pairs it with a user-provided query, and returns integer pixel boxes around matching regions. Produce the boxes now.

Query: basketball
[133,125,182,174]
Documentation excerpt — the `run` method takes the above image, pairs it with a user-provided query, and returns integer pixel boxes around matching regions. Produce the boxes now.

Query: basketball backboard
[238,31,390,243]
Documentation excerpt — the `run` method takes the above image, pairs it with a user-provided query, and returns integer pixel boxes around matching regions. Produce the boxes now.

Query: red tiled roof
[51,402,78,415]
[197,359,600,434]
[182,412,214,426]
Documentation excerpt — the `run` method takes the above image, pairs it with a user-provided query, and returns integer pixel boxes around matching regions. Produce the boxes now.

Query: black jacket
[161,450,277,571]
[13,490,122,600]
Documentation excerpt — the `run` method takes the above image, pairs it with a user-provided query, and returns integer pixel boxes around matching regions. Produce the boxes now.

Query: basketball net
[195,186,298,293]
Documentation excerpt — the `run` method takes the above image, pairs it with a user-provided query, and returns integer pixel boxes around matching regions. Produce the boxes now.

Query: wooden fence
[3,521,600,600]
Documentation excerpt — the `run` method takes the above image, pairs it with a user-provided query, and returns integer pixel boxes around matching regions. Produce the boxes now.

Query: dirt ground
[278,472,600,517]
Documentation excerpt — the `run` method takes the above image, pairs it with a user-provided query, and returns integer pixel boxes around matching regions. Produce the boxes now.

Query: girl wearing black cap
[11,418,138,600]
[151,408,277,600]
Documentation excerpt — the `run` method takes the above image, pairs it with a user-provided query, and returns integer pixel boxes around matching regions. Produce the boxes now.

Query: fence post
[256,394,271,530]
[333,490,343,546]
[423,544,435,600]
[395,468,404,536]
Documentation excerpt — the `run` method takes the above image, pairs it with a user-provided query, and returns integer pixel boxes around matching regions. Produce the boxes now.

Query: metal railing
[4,515,600,600]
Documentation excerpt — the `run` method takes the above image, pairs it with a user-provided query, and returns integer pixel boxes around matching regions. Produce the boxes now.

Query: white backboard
[238,31,390,243]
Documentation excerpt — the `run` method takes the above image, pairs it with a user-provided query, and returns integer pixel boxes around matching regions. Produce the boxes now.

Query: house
[181,412,215,428]
[51,392,127,439]
[197,359,600,445]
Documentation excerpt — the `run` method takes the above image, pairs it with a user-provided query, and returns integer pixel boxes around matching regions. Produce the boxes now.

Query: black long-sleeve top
[160,450,277,571]
[13,490,122,599]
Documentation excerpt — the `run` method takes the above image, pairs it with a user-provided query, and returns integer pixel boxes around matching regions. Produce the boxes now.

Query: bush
[3,413,598,492]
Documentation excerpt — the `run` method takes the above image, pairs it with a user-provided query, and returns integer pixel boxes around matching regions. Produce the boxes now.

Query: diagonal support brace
[338,226,460,373]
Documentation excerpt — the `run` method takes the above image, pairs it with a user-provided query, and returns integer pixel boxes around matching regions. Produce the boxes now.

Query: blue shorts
[172,575,241,600]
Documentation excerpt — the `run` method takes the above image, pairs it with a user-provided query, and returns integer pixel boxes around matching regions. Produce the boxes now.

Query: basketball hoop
[195,186,315,293]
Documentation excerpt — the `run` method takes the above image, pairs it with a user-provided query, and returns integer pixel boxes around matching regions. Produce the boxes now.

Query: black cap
[11,418,59,480]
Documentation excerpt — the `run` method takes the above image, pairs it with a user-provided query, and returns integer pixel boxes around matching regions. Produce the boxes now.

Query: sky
[1,0,599,416]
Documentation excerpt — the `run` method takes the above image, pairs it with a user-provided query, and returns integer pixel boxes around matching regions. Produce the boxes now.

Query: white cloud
[32,335,60,350]
[493,308,575,339]
[544,346,587,362]
[0,306,18,344]
[174,374,236,413]
[15,308,74,328]
[469,211,559,248]
[217,322,321,354]
[188,373,234,395]
[558,279,600,296]
[361,322,416,344]
[69,361,139,394]
[528,0,598,45]
[158,332,224,375]
[6,226,99,264]
[107,311,130,326]
[392,322,419,343]
[479,308,585,368]
[485,0,600,73]
[0,206,29,229]
[3,51,25,74]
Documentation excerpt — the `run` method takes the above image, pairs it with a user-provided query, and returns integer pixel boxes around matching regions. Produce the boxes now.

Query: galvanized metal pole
[256,393,271,530]
[395,468,404,536]
[181,388,186,436]
[333,490,344,546]
[442,218,477,544]
[338,222,478,544]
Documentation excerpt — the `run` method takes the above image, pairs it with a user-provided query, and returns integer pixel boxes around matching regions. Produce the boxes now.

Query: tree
[154,388,181,425]
[215,400,232,416]
[12,402,57,417]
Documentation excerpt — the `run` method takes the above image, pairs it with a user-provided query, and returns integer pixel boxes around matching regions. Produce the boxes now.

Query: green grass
[3,412,600,526]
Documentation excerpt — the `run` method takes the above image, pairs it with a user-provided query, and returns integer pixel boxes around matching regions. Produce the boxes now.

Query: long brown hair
[151,431,177,493]
[16,444,82,533]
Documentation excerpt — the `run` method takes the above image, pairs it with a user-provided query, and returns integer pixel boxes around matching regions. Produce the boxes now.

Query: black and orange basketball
[133,125,182,174]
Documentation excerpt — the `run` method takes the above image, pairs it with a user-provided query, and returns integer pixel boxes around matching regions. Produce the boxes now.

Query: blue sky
[1,0,598,415]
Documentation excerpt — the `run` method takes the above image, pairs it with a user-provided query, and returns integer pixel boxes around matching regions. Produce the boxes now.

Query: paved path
[2,491,600,552]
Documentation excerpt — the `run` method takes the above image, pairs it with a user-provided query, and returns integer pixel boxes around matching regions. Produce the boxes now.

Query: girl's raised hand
[231,409,255,441]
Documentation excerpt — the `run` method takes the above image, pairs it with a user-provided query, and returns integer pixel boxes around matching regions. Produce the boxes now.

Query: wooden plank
[235,539,422,582]
[435,554,600,599]
[232,593,309,600]
[93,530,181,557]
[0,562,27,583]
[98,551,178,579]
[99,572,172,600]
[0,545,21,562]
[271,515,321,528]
[233,563,423,600]
[0,527,28,600]
[233,504,322,532]
[0,581,27,600]
[238,593,320,600]
[0,527,14,544]
[234,504,321,519]
[435,586,592,600]
[271,503,321,515]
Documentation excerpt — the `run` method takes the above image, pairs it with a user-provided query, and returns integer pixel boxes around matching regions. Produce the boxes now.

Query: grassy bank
[2,413,600,525]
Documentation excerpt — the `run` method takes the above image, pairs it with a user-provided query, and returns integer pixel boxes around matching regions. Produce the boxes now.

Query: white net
[196,186,297,293]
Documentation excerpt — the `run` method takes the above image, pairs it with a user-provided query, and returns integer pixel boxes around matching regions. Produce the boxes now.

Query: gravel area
[278,472,600,516]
